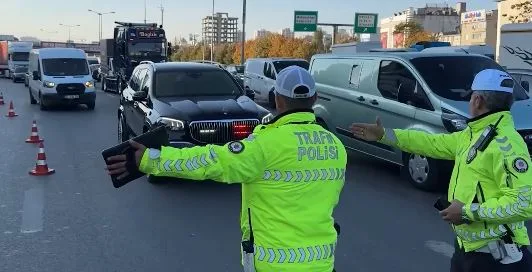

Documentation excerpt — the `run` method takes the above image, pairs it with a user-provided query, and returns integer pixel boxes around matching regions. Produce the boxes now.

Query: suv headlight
[85,81,94,88]
[261,113,274,124]
[157,117,185,131]
[43,80,55,88]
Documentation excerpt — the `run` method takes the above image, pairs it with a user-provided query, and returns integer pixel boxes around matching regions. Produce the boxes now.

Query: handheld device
[434,197,451,211]
[101,126,169,188]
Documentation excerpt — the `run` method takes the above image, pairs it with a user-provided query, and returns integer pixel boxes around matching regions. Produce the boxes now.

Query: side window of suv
[139,69,151,93]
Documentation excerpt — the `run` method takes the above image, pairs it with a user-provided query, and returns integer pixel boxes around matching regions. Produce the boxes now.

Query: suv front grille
[189,119,260,144]
[56,83,86,95]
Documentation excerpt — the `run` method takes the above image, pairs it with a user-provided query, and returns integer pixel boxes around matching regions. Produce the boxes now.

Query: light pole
[241,0,246,65]
[211,0,215,61]
[40,29,59,41]
[59,23,81,44]
[88,9,115,42]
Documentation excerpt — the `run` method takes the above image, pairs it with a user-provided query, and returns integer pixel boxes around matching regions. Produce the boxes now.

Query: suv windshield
[273,60,309,72]
[410,56,529,101]
[42,58,90,76]
[154,70,241,97]
[15,67,27,73]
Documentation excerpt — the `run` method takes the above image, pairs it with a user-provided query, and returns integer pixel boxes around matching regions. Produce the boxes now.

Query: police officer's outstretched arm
[138,137,266,184]
[464,150,532,224]
[350,116,460,160]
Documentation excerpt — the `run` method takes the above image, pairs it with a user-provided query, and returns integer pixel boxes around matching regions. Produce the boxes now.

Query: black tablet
[102,126,170,188]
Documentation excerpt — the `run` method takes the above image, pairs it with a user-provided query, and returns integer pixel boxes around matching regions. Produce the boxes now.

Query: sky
[0,0,496,43]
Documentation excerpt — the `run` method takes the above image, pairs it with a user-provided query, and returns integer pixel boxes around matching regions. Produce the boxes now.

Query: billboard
[462,10,486,23]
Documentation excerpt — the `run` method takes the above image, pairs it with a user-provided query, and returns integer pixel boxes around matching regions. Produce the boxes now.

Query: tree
[393,21,437,47]
[508,1,532,23]
[312,29,325,54]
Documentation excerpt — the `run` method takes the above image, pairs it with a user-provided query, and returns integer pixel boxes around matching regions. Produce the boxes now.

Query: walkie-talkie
[477,115,504,152]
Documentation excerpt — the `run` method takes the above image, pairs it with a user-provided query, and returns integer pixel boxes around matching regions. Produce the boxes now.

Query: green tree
[312,28,325,54]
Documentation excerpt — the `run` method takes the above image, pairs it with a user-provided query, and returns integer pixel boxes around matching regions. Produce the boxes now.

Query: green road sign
[354,13,378,34]
[294,11,318,32]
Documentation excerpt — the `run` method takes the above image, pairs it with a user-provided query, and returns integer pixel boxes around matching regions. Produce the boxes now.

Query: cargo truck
[6,41,33,78]
[99,22,172,93]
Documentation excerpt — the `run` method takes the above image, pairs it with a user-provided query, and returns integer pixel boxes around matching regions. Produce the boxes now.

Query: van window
[273,60,309,72]
[410,56,528,101]
[311,58,360,90]
[42,58,89,76]
[377,60,416,100]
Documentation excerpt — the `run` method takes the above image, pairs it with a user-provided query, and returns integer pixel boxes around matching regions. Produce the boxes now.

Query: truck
[330,41,383,54]
[497,23,532,93]
[99,22,171,93]
[6,41,33,78]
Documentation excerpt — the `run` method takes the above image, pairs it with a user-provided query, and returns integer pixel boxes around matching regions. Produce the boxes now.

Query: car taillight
[232,122,253,140]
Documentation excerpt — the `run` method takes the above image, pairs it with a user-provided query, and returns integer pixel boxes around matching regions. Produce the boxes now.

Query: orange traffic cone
[0,92,4,105]
[25,120,44,143]
[5,101,17,117]
[29,142,55,176]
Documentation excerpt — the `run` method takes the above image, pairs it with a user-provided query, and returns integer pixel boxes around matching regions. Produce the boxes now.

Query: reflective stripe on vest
[263,168,345,182]
[456,221,526,242]
[254,243,336,264]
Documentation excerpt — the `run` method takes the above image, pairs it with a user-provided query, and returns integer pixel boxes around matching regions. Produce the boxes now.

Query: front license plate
[64,95,79,99]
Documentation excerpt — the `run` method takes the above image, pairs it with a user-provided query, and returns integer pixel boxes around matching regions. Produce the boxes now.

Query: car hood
[154,95,269,121]
[440,98,532,130]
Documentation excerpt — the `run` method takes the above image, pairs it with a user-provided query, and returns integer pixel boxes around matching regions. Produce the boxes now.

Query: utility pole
[211,0,215,62]
[88,10,115,42]
[158,0,164,26]
[240,0,246,65]
[144,0,147,24]
[59,23,81,45]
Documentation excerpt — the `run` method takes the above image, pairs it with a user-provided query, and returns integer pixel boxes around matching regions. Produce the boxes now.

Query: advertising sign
[462,10,486,23]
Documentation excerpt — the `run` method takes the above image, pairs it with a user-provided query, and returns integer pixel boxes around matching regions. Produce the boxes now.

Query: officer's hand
[440,200,465,225]
[350,117,385,141]
[105,140,147,180]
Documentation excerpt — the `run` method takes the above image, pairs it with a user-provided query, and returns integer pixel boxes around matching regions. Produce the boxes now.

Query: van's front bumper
[42,92,95,105]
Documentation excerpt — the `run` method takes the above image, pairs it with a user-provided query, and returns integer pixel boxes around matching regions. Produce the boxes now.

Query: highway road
[0,79,496,271]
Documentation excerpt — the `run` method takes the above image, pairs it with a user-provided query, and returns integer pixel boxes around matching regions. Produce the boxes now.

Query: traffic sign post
[354,13,378,34]
[294,11,318,32]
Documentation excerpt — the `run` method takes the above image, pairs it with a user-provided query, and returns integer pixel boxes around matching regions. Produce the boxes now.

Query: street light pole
[240,0,246,65]
[59,24,81,45]
[88,9,115,42]
[211,0,215,62]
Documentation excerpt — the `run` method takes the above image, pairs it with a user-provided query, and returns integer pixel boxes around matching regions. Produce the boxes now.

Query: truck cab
[7,41,33,78]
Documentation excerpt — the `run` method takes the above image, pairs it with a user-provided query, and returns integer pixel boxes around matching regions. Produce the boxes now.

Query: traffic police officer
[350,69,532,271]
[106,66,347,272]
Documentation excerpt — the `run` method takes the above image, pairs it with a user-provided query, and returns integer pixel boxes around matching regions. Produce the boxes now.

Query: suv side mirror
[245,89,255,100]
[132,91,147,101]
[522,81,530,92]
[32,71,40,80]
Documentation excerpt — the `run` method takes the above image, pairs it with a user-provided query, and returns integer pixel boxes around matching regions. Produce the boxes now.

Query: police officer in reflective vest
[350,69,532,271]
[106,65,347,272]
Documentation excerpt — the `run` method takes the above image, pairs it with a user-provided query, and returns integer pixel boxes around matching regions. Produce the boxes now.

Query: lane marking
[425,240,454,258]
[20,185,45,234]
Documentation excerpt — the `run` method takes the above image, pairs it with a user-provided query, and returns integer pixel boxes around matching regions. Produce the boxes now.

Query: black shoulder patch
[513,157,529,173]
[228,141,245,154]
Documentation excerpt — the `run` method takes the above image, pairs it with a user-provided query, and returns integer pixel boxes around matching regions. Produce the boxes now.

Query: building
[496,0,531,60]
[255,29,270,39]
[280,28,294,39]
[439,32,461,45]
[460,9,498,47]
[202,12,239,44]
[380,3,462,48]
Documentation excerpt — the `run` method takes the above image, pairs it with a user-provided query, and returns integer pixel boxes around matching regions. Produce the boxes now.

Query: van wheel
[402,152,441,192]
[268,90,276,109]
[29,89,37,104]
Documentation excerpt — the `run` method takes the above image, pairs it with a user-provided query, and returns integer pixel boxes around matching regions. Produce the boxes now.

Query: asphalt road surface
[0,78,521,272]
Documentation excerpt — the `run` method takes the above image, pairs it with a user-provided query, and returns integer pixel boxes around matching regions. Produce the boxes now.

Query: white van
[28,48,96,111]
[244,58,309,108]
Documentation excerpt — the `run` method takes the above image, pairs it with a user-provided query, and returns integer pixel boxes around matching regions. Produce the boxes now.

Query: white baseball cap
[471,69,514,93]
[274,66,317,99]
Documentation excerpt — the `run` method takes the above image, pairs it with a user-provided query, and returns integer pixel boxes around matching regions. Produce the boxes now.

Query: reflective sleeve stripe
[263,168,346,182]
[254,243,336,264]
[475,185,532,220]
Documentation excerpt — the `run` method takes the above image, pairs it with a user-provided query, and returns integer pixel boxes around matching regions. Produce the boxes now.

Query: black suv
[118,61,273,178]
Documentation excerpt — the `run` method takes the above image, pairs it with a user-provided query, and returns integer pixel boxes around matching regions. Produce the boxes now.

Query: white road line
[425,240,455,258]
[20,185,45,234]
